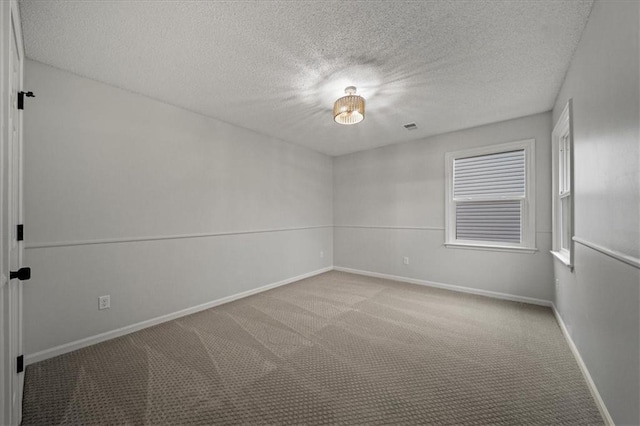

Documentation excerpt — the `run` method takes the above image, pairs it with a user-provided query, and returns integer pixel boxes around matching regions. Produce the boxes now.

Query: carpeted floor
[22,271,603,425]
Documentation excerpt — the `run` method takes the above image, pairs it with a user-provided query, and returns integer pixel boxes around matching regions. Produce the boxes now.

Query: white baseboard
[551,304,614,426]
[25,266,333,365]
[333,266,552,307]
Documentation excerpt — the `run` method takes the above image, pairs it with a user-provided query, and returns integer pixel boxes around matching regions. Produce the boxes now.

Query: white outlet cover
[403,257,410,265]
[99,295,110,310]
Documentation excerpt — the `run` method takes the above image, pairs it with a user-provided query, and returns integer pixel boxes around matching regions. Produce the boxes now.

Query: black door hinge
[17,91,35,110]
[10,267,31,281]
[17,355,24,374]
[17,224,23,241]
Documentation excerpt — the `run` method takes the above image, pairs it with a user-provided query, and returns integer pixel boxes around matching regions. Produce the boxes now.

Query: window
[551,101,574,267]
[445,139,536,252]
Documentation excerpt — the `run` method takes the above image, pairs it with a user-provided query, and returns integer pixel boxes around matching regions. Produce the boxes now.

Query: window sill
[550,250,573,270]
[444,243,538,254]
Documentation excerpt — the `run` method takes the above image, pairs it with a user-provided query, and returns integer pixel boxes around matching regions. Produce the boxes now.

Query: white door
[4,3,25,424]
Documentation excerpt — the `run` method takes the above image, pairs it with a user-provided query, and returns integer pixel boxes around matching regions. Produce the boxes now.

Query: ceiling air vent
[403,122,418,130]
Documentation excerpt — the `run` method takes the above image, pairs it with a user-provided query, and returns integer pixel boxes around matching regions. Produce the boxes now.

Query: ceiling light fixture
[333,86,365,125]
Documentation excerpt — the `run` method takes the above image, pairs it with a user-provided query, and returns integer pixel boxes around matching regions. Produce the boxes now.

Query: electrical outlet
[99,295,110,310]
[320,250,324,258]
[403,257,410,265]
[555,278,560,288]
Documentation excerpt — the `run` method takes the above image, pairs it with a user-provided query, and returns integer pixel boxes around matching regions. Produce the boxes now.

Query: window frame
[551,100,574,268]
[444,139,537,253]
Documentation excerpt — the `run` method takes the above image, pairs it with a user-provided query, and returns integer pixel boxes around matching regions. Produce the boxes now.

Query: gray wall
[23,60,333,357]
[551,1,639,424]
[334,112,554,302]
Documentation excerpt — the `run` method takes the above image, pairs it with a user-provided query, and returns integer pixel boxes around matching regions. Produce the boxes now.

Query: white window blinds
[453,149,525,243]
[455,201,521,243]
[453,150,525,199]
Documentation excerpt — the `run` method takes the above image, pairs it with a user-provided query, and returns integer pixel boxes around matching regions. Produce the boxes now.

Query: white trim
[444,138,537,251]
[25,225,333,249]
[551,304,614,425]
[0,2,7,422]
[444,139,535,161]
[334,225,444,231]
[550,250,573,269]
[573,237,640,269]
[26,226,557,250]
[25,266,333,365]
[551,100,575,267]
[444,243,537,254]
[333,266,551,306]
[334,226,552,235]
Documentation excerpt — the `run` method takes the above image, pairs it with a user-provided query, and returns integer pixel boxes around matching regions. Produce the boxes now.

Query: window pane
[456,200,521,243]
[454,150,525,199]
[559,138,565,194]
[559,134,571,195]
[561,196,571,251]
[564,134,571,192]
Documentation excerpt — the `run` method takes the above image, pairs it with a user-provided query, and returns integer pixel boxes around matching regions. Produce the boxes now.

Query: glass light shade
[333,87,365,125]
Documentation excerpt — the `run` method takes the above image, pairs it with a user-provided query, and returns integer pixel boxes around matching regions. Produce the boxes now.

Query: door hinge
[17,91,35,110]
[17,355,24,374]
[10,267,31,281]
[17,224,23,241]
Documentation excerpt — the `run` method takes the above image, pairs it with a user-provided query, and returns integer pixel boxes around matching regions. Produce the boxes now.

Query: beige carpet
[22,271,603,425]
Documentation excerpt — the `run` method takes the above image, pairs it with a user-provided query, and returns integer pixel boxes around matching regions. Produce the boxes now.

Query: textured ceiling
[19,0,593,156]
